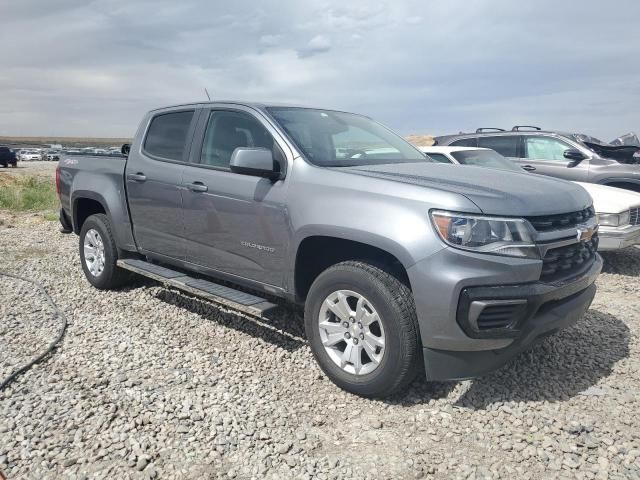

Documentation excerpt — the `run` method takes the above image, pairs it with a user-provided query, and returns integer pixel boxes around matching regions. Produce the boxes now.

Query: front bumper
[407,248,602,381]
[598,224,640,251]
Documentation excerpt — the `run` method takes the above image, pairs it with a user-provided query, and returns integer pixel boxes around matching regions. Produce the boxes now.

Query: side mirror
[121,143,131,156]
[564,148,586,164]
[230,147,279,179]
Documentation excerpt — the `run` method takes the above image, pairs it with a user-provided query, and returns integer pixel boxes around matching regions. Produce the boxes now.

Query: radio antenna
[204,88,212,101]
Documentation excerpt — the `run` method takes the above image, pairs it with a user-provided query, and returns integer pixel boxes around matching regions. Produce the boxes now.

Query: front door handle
[127,172,147,182]
[522,165,536,172]
[187,181,208,192]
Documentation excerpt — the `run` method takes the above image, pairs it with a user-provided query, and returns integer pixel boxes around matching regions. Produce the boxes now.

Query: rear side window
[450,137,477,147]
[144,110,195,161]
[477,136,518,157]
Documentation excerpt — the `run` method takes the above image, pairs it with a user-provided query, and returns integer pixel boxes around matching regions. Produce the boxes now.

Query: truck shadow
[450,310,630,409]
[153,288,307,353]
[600,247,640,276]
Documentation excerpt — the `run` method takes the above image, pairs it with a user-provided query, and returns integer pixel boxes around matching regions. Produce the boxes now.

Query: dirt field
[1,161,57,180]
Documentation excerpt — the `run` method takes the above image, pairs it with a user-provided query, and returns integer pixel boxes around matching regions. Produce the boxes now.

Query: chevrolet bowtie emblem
[577,225,596,242]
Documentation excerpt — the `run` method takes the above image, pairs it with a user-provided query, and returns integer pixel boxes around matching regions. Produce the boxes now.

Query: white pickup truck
[421,146,640,251]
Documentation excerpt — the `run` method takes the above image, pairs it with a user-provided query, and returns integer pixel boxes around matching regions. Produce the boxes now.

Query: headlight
[597,211,630,227]
[431,210,538,258]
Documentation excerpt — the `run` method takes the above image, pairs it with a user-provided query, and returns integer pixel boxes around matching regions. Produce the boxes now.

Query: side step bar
[117,259,278,317]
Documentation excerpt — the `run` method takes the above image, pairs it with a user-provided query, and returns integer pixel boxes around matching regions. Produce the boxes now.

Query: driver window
[524,136,572,161]
[200,110,276,168]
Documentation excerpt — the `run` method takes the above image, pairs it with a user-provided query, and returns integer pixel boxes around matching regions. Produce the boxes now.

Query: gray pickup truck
[57,102,602,397]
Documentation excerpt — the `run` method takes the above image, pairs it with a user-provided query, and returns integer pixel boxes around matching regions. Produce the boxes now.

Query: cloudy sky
[1,0,639,139]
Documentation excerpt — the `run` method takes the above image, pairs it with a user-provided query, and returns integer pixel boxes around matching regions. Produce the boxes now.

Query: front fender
[292,225,419,271]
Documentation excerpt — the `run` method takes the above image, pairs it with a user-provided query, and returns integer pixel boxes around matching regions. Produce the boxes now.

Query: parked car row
[9,146,125,162]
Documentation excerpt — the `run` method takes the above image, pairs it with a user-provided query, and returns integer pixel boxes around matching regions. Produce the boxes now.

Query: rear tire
[79,214,131,290]
[304,261,421,398]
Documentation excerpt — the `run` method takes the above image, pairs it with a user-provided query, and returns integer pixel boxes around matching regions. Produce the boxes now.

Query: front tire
[79,214,130,290]
[304,261,421,398]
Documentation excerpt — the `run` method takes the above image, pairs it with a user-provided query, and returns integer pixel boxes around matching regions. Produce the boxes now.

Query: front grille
[476,304,520,330]
[541,236,598,281]
[630,207,640,226]
[526,206,595,232]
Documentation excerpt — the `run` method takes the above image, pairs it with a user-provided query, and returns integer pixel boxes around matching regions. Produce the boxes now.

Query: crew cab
[57,102,602,397]
[421,146,640,251]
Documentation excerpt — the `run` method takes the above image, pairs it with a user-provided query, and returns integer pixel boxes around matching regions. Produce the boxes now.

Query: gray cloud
[0,0,638,139]
[297,34,332,58]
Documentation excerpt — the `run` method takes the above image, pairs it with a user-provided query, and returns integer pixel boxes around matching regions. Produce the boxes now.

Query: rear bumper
[598,224,640,251]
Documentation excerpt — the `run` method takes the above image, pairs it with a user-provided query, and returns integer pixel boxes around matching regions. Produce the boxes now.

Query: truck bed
[57,154,134,249]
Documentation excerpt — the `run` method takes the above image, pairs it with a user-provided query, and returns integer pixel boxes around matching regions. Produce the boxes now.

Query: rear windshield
[266,107,427,167]
[451,150,524,172]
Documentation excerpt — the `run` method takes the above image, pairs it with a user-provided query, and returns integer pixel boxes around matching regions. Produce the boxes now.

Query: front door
[512,135,590,181]
[126,109,198,259]
[181,108,289,288]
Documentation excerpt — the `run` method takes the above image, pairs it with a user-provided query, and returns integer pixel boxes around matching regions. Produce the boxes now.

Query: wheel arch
[293,231,413,303]
[72,191,110,234]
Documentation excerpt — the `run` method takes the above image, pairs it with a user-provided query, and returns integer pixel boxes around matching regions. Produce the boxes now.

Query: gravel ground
[1,212,639,480]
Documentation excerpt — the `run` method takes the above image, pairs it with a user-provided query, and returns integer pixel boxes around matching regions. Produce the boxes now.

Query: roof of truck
[149,101,313,112]
[148,101,370,118]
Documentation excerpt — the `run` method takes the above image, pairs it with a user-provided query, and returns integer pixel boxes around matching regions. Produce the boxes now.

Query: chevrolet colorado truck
[57,102,602,397]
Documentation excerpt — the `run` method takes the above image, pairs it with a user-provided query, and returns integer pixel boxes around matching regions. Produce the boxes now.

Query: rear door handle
[187,181,208,192]
[522,165,536,172]
[127,173,147,182]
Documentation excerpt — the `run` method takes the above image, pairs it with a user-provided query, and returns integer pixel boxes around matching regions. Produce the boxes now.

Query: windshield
[266,107,428,167]
[451,150,524,172]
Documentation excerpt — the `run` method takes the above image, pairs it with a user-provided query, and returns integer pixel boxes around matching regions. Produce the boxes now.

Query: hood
[575,181,640,213]
[343,162,592,216]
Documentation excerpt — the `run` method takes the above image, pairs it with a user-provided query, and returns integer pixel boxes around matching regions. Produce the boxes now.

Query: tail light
[55,165,61,198]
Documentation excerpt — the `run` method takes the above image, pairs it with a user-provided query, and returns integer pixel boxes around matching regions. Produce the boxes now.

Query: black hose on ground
[0,271,68,391]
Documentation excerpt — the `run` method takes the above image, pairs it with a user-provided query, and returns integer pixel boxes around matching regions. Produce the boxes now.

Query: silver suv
[435,126,640,191]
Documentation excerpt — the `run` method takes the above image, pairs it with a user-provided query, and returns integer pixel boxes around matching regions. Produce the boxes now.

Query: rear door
[181,107,290,288]
[126,109,199,259]
[513,135,590,181]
